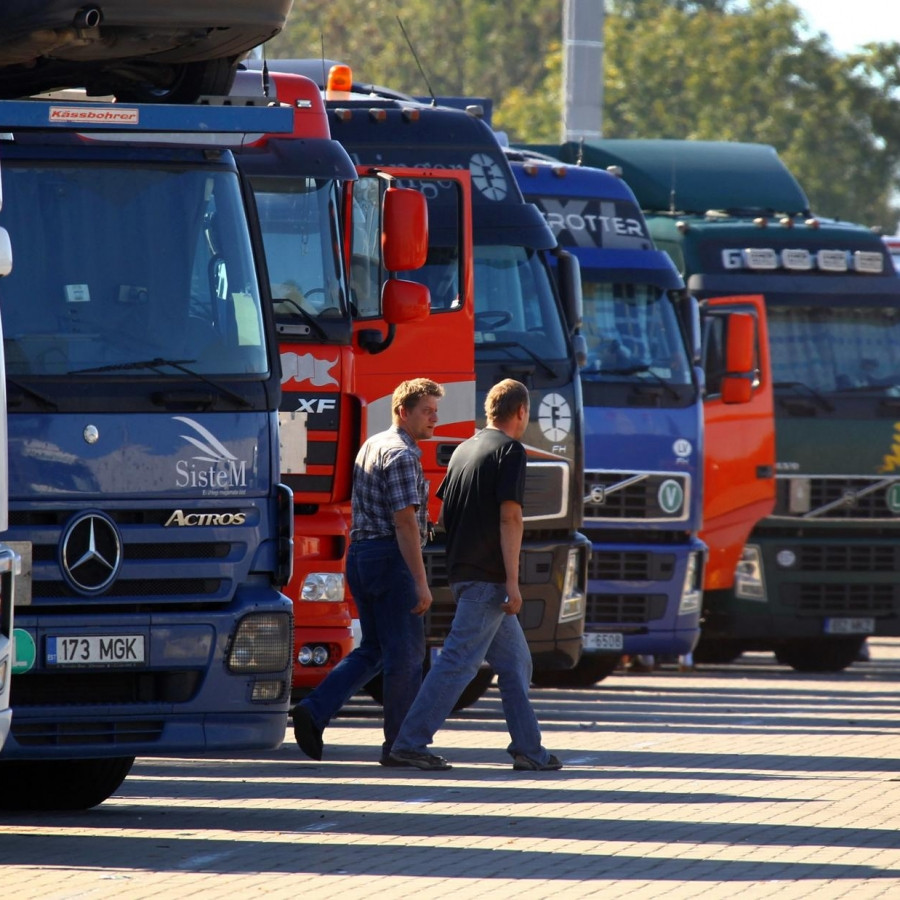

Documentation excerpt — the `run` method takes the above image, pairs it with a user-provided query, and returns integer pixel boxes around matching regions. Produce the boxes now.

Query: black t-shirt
[436,427,527,583]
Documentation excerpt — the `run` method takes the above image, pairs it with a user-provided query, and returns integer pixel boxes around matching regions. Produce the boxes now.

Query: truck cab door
[700,294,776,593]
[345,166,476,520]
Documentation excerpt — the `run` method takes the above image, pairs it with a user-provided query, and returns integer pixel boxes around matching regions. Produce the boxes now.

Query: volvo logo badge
[60,512,122,594]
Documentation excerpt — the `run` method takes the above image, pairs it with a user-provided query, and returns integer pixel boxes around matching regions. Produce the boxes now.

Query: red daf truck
[231,68,479,701]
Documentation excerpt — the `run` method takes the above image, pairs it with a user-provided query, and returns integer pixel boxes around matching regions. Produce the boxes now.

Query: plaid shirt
[350,425,429,547]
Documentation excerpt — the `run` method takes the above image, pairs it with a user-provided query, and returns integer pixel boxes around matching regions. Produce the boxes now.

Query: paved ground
[3,641,900,899]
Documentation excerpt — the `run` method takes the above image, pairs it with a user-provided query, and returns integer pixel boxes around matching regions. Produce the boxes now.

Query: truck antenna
[397,15,436,106]
[320,34,328,93]
[669,159,677,214]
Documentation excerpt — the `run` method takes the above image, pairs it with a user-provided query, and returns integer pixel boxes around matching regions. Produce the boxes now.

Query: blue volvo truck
[508,150,705,684]
[0,97,296,809]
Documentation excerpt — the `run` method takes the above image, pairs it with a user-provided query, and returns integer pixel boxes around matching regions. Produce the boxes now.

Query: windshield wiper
[773,381,834,412]
[481,340,556,378]
[69,358,251,409]
[596,364,680,400]
[274,297,328,340]
[6,378,58,410]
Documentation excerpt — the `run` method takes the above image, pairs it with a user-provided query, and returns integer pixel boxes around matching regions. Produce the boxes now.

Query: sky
[790,0,900,54]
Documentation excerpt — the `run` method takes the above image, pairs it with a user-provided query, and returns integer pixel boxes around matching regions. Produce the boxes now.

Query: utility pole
[562,0,604,143]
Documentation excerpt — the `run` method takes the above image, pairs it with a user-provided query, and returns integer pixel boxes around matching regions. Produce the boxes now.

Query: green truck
[555,139,900,672]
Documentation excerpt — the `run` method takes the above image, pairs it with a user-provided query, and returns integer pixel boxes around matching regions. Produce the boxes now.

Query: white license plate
[46,634,145,666]
[583,632,623,651]
[824,617,875,635]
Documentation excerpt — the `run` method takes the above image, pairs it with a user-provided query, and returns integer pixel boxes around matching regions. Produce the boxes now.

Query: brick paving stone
[4,641,900,897]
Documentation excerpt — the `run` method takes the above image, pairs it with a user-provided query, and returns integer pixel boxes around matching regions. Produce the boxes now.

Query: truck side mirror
[382,278,430,325]
[0,227,12,277]
[555,250,583,333]
[721,312,755,404]
[382,187,428,272]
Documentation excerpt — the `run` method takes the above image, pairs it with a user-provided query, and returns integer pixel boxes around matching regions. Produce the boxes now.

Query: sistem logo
[174,416,248,492]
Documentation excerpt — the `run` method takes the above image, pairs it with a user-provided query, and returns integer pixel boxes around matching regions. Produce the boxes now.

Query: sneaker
[512,753,563,771]
[388,749,453,770]
[291,705,323,761]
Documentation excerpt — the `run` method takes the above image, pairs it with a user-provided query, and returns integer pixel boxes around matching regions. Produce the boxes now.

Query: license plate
[583,632,623,651]
[824,617,875,635]
[46,634,145,666]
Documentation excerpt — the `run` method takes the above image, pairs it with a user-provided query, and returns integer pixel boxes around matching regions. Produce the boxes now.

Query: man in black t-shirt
[389,378,562,771]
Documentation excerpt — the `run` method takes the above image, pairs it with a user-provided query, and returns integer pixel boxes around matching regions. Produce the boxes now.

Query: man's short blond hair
[485,378,529,424]
[391,378,444,423]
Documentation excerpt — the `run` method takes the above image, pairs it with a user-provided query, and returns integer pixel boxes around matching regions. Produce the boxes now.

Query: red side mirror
[382,187,428,272]
[382,278,430,325]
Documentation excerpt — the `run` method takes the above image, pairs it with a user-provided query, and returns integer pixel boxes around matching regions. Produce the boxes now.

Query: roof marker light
[369,108,387,122]
[523,163,539,176]
[401,107,420,122]
[606,165,623,178]
[805,218,820,229]
[333,108,352,123]
[327,65,353,94]
[753,217,768,228]
[780,216,793,228]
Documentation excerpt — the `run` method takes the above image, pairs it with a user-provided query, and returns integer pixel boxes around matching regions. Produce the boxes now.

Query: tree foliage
[267,0,900,230]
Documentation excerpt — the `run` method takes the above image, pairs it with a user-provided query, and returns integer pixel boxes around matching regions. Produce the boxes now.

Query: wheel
[111,58,238,104]
[365,664,494,712]
[475,310,513,329]
[531,653,621,688]
[774,637,865,673]
[692,636,746,665]
[0,757,135,810]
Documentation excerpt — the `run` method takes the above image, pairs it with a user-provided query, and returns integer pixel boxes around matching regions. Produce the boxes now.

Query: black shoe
[291,705,323,761]
[379,754,408,767]
[512,753,563,771]
[388,749,453,770]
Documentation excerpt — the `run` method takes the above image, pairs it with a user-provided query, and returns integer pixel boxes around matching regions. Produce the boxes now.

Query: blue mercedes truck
[0,97,296,809]
[509,151,705,684]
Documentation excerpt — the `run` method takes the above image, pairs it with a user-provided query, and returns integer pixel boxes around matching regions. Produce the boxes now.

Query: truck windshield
[251,175,350,336]
[473,245,568,361]
[0,161,268,377]
[769,304,900,393]
[581,279,692,385]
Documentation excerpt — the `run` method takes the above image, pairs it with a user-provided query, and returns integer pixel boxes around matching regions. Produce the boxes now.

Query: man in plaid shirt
[291,378,444,765]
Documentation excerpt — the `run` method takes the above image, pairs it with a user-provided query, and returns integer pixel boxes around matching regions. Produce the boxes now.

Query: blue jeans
[299,538,425,755]
[392,580,551,765]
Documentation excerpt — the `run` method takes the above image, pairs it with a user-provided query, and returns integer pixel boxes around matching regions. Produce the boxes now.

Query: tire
[692,636,746,665]
[0,757,135,810]
[111,58,238,104]
[365,664,494,712]
[774,637,865,673]
[531,653,621,688]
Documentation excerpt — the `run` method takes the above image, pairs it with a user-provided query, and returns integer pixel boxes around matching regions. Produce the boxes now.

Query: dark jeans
[299,538,425,755]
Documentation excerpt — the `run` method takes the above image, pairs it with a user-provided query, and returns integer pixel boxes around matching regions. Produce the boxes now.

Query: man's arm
[394,505,433,615]
[499,499,524,615]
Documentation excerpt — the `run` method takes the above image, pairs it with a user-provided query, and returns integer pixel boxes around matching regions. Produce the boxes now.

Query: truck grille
[584,471,690,523]
[9,504,262,609]
[12,718,165,747]
[11,670,202,706]
[585,593,668,624]
[790,544,900,573]
[774,476,900,521]
[589,550,677,582]
[524,462,568,521]
[780,583,898,618]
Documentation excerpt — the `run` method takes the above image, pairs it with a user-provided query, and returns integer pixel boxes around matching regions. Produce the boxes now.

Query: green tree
[603,0,900,229]
[264,0,900,230]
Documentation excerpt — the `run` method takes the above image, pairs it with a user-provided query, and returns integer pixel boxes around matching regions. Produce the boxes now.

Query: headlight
[559,548,586,622]
[678,551,702,615]
[735,545,766,601]
[301,572,345,602]
[227,612,292,673]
